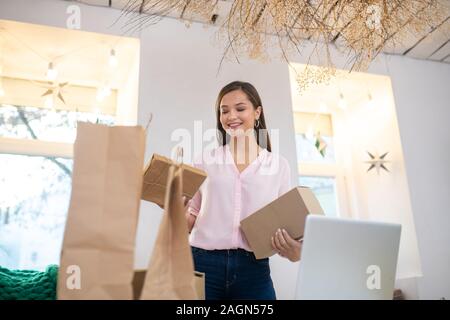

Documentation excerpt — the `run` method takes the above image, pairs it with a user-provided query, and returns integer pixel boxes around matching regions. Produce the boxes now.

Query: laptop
[295,215,401,300]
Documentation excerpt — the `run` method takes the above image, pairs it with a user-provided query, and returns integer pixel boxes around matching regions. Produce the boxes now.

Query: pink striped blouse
[187,144,292,251]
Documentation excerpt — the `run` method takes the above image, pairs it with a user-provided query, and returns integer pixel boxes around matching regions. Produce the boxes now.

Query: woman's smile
[227,121,243,129]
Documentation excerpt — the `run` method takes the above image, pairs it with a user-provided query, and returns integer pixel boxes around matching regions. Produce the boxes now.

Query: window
[0,154,72,270]
[0,20,140,270]
[0,104,114,270]
[296,133,335,164]
[293,111,344,217]
[0,104,114,143]
[299,176,338,217]
[293,112,335,163]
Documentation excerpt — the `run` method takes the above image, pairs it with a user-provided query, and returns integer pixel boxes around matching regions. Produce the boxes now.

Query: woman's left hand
[271,228,302,262]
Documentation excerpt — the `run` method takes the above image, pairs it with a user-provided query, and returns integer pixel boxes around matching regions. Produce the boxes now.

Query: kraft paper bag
[140,164,199,299]
[240,186,324,259]
[142,154,207,208]
[58,122,145,300]
[193,271,206,300]
[132,270,205,300]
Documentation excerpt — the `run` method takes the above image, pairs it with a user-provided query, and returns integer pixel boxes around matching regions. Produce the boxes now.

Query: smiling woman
[215,81,271,152]
[185,81,301,300]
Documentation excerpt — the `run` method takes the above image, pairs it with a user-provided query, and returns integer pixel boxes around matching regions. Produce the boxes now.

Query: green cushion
[0,265,58,300]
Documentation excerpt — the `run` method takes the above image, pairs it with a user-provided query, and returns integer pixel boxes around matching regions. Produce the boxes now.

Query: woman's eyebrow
[220,102,246,108]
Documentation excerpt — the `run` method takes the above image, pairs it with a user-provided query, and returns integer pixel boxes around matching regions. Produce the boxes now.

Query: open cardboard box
[141,154,207,207]
[132,270,205,300]
[240,186,324,259]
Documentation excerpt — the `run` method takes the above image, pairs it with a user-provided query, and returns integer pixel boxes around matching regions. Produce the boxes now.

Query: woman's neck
[229,135,261,165]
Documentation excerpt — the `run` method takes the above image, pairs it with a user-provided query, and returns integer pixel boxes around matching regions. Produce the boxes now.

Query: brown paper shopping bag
[132,270,205,300]
[140,164,199,299]
[57,122,145,299]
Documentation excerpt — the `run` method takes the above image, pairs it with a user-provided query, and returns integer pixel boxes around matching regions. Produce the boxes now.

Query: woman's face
[219,89,261,137]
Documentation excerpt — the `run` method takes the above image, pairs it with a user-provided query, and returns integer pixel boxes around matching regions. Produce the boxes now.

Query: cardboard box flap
[240,186,324,259]
[298,186,324,215]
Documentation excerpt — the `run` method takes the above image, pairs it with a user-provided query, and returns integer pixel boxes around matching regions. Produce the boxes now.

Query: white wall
[289,70,423,284]
[1,0,449,299]
[387,59,450,300]
[341,76,422,281]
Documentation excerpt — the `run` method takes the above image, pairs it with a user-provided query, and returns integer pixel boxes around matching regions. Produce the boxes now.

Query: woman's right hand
[157,196,196,232]
[157,196,190,210]
[182,196,190,209]
[271,229,303,262]
[183,196,197,233]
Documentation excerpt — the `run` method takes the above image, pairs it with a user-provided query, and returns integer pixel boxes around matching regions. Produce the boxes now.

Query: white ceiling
[289,65,393,112]
[0,18,140,88]
[75,0,450,65]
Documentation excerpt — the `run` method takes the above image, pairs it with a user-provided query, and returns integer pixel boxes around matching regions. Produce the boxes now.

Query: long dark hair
[215,81,272,152]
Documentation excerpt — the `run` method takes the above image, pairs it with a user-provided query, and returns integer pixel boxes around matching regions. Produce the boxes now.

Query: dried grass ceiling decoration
[120,0,447,91]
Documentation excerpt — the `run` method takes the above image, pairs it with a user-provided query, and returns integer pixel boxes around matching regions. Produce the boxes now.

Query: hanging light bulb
[366,92,376,108]
[109,48,118,68]
[338,92,347,110]
[46,62,58,81]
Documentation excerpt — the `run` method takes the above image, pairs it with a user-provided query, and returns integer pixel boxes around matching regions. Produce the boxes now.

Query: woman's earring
[255,119,260,128]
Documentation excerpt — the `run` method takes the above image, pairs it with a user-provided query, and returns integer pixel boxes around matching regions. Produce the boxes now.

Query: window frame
[294,110,352,218]
[0,136,73,158]
[0,100,130,158]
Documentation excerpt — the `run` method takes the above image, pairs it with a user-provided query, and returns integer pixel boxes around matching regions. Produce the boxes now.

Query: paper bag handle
[144,112,153,140]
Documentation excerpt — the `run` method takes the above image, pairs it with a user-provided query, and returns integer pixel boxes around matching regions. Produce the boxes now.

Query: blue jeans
[191,246,276,300]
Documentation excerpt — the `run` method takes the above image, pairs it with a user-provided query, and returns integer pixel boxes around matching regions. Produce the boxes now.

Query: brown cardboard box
[141,154,207,207]
[240,186,324,259]
[132,270,205,300]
